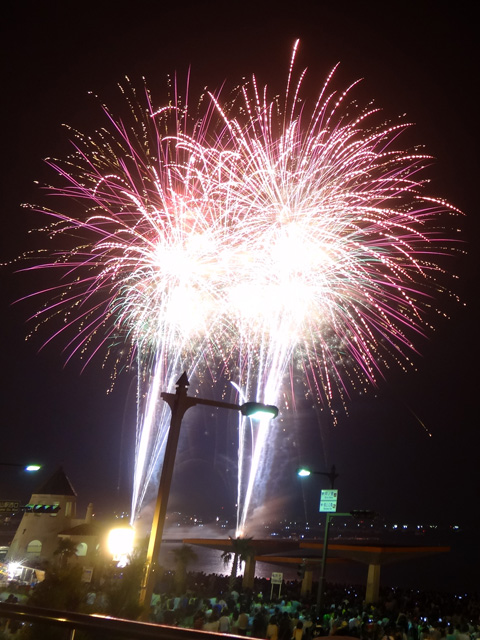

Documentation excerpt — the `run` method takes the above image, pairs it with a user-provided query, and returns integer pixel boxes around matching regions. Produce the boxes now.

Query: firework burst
[21,42,461,528]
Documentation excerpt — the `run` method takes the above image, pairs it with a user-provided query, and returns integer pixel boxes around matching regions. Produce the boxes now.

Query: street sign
[81,567,94,583]
[270,571,283,599]
[319,489,338,512]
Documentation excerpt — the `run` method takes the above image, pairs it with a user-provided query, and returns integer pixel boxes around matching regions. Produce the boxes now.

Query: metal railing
[0,601,224,639]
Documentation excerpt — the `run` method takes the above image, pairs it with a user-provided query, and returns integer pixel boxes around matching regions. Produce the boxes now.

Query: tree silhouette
[53,538,78,569]
[171,544,198,595]
[221,536,254,590]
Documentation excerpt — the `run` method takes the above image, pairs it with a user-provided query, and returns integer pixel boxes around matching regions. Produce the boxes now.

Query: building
[5,467,102,569]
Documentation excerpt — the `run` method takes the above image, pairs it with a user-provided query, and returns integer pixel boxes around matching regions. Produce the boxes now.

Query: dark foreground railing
[0,601,223,639]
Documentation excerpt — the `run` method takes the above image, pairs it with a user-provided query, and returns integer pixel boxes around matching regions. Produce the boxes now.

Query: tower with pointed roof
[6,466,86,563]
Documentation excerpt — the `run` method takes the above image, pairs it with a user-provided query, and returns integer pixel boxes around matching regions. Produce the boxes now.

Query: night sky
[1,2,478,590]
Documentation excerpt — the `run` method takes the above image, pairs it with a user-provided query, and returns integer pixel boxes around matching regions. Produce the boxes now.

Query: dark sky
[1,1,478,589]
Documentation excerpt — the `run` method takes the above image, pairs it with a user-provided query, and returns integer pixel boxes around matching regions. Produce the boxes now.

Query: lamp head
[240,402,278,419]
[25,465,41,472]
[297,468,311,477]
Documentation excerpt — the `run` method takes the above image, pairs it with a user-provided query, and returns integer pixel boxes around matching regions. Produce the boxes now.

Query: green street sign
[319,489,338,512]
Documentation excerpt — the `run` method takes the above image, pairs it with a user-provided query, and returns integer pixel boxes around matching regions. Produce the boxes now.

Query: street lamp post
[316,510,375,614]
[317,511,347,613]
[138,372,278,614]
[297,464,338,613]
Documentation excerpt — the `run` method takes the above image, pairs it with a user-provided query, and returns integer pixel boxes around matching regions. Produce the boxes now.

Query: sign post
[317,489,338,614]
[270,571,283,599]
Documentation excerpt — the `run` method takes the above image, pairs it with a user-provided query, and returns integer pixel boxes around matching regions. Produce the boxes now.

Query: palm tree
[171,544,198,595]
[54,538,78,569]
[221,536,254,591]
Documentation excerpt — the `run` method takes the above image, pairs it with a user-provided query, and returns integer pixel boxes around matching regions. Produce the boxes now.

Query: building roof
[300,541,450,566]
[183,538,300,556]
[183,538,450,567]
[34,466,77,497]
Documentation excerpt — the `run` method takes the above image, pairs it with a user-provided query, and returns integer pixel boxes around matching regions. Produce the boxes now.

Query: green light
[25,465,41,472]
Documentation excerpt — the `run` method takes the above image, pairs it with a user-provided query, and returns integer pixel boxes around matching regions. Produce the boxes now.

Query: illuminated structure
[6,467,98,570]
[184,537,450,604]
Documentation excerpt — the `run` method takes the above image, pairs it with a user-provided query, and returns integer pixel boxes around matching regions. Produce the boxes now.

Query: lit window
[26,540,42,556]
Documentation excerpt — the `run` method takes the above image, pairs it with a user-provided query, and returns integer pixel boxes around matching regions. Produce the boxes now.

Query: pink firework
[21,42,461,525]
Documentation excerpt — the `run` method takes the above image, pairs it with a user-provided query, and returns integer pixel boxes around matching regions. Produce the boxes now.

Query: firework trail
[22,78,244,519]
[198,43,461,531]
[22,42,460,531]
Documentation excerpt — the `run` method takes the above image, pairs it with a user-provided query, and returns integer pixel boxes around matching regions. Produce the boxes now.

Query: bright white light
[25,465,41,472]
[297,468,311,477]
[107,527,134,563]
[248,409,275,421]
[7,561,22,579]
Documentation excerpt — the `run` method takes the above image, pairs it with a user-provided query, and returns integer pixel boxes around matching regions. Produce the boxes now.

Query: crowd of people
[150,572,480,640]
[1,568,478,638]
